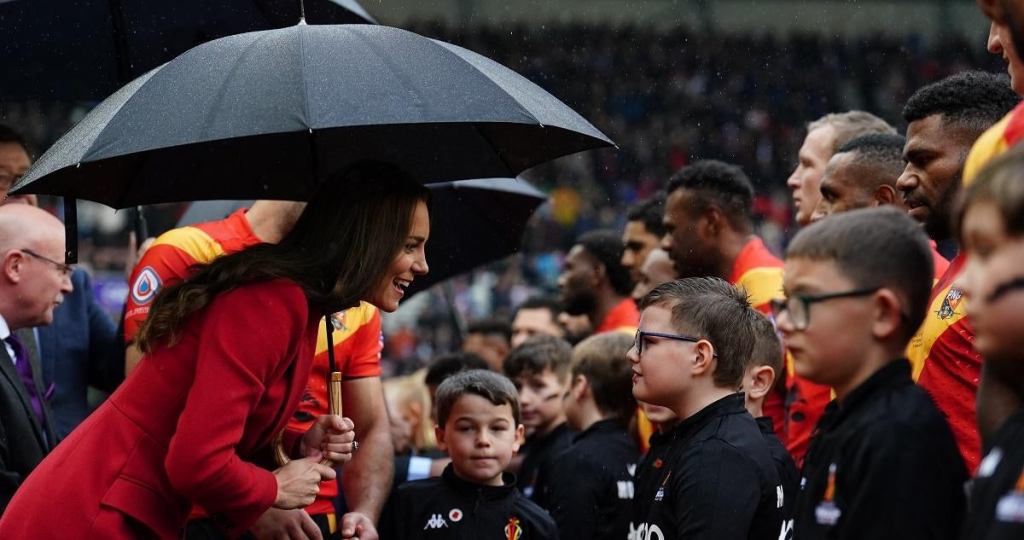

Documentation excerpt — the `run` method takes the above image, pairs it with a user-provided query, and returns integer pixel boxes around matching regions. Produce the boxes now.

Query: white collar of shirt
[0,314,16,365]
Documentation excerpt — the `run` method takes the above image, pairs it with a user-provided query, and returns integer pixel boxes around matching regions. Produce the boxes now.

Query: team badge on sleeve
[130,267,162,305]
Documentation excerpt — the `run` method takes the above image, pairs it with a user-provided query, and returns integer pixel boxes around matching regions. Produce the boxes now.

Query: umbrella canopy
[0,0,376,101]
[172,178,547,296]
[11,24,613,208]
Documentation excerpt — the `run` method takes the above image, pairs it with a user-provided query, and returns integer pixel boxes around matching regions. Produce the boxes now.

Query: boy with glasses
[628,277,784,540]
[777,207,966,539]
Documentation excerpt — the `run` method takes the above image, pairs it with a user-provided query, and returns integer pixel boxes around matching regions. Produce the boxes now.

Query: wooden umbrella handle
[273,372,343,467]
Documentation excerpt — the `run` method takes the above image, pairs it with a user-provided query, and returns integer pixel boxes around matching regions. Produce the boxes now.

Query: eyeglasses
[632,329,711,357]
[20,248,73,277]
[770,287,879,331]
[987,277,1024,304]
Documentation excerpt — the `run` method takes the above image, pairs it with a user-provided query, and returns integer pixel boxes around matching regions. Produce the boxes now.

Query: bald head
[0,205,71,329]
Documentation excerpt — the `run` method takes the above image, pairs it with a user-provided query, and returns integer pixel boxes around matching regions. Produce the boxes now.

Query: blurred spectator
[461,317,512,372]
[511,296,566,347]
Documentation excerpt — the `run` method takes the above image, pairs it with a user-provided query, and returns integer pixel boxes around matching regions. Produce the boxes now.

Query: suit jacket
[0,280,319,539]
[0,334,56,514]
[36,268,123,438]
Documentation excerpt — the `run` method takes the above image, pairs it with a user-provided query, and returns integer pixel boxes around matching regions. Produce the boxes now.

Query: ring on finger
[352,440,359,452]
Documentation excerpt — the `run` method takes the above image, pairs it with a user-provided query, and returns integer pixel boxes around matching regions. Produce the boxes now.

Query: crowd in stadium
[2,0,1024,539]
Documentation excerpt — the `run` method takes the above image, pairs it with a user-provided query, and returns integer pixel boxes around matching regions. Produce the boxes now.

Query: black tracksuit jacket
[962,409,1024,540]
[381,464,558,540]
[793,360,967,540]
[630,393,785,540]
[533,419,640,540]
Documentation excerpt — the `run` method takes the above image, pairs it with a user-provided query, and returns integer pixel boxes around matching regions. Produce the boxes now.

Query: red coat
[0,279,319,539]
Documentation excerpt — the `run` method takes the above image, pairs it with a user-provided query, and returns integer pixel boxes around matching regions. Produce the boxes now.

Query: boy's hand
[340,512,378,540]
[302,415,356,464]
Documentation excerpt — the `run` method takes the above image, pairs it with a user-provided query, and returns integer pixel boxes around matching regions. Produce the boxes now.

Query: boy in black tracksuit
[381,370,557,540]
[743,312,799,528]
[533,332,640,540]
[628,278,785,540]
[777,208,966,540]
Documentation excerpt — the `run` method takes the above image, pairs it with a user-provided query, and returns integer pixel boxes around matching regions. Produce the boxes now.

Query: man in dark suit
[0,204,72,512]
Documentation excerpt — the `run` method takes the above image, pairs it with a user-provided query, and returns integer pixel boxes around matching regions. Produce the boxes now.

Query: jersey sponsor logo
[130,266,161,305]
[617,480,635,500]
[448,508,463,522]
[937,288,963,320]
[504,516,523,540]
[423,514,448,529]
[628,522,665,540]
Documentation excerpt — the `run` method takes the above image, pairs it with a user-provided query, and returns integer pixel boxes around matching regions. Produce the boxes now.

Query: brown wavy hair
[136,161,430,353]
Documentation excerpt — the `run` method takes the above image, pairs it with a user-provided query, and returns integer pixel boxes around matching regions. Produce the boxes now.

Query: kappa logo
[937,288,964,320]
[979,448,1004,478]
[776,485,784,508]
[423,514,448,530]
[130,267,162,305]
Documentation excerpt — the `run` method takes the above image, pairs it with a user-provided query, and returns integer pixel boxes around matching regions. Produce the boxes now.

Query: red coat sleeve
[163,281,309,535]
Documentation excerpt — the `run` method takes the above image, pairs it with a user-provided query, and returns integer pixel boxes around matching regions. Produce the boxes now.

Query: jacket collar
[821,359,912,429]
[669,392,746,442]
[442,462,517,501]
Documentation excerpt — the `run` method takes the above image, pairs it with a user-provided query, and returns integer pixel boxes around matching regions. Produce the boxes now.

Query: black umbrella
[0,0,376,101]
[172,178,547,296]
[11,24,613,209]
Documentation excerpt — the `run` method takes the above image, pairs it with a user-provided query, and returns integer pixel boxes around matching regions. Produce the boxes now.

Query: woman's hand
[273,456,336,509]
[301,415,356,465]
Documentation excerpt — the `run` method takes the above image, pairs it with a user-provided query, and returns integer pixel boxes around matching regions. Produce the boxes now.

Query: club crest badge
[815,463,841,526]
[130,267,161,305]
[937,288,963,320]
[504,516,523,540]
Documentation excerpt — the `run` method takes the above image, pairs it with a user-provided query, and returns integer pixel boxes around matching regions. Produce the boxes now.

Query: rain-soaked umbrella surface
[174,178,548,297]
[0,0,376,101]
[11,24,614,208]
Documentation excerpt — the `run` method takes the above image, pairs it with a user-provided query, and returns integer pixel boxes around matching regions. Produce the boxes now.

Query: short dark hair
[425,352,492,388]
[902,71,1020,135]
[626,194,667,238]
[786,206,933,341]
[570,332,637,421]
[466,318,512,343]
[958,144,1024,240]
[503,334,572,381]
[666,160,754,231]
[834,133,907,188]
[514,296,562,320]
[639,277,756,389]
[0,124,31,157]
[577,229,634,296]
[747,312,783,379]
[435,369,521,426]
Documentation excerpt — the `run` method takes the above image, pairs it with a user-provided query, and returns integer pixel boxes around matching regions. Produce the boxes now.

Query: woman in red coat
[0,162,431,539]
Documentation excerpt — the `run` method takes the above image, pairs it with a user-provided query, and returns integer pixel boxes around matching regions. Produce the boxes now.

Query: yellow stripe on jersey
[906,282,967,381]
[152,225,226,262]
[735,267,784,309]
[315,301,379,355]
[963,112,1012,187]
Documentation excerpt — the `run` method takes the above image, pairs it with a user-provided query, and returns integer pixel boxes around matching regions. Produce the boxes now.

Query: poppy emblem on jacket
[653,458,664,469]
[504,516,523,540]
[449,508,463,522]
[937,288,963,320]
[130,267,161,305]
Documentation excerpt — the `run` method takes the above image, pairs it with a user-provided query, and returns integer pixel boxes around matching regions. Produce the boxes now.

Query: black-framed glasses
[20,248,73,277]
[770,287,880,331]
[987,277,1024,304]
[632,329,709,357]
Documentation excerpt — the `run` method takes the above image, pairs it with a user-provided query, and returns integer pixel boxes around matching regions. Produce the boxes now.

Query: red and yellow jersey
[594,297,639,335]
[930,244,950,282]
[729,236,831,465]
[124,209,383,516]
[911,254,981,471]
[963,102,1024,187]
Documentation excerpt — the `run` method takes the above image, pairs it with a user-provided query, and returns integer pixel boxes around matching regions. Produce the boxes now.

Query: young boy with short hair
[503,335,574,498]
[628,277,784,540]
[743,312,798,525]
[381,370,557,540]
[778,207,966,539]
[534,332,640,540]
